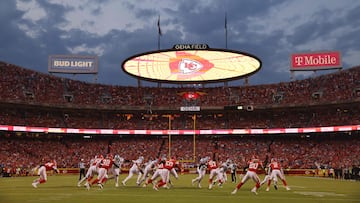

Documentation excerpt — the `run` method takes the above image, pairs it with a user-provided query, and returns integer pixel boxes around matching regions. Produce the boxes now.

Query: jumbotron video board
[122,44,261,83]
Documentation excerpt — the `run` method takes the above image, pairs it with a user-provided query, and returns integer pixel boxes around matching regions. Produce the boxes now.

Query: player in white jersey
[260,169,272,189]
[108,154,124,187]
[231,157,263,195]
[139,159,158,186]
[212,159,231,188]
[122,156,144,186]
[192,156,210,188]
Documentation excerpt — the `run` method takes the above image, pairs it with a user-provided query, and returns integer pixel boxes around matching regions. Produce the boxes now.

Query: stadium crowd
[0,61,359,180]
[0,132,359,180]
[0,61,359,108]
[0,105,359,130]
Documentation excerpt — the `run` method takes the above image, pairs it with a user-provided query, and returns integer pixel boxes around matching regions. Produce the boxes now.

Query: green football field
[0,174,359,203]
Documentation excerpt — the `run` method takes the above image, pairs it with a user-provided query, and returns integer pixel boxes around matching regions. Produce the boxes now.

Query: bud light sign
[290,51,341,71]
[48,55,98,74]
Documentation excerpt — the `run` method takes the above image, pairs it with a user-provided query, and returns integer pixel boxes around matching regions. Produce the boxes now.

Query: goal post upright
[193,114,196,162]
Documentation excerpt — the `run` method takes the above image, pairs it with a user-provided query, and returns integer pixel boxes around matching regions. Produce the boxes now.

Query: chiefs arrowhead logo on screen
[169,51,214,80]
[179,59,203,74]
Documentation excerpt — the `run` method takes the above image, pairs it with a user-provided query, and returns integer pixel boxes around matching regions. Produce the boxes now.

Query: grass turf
[0,174,359,203]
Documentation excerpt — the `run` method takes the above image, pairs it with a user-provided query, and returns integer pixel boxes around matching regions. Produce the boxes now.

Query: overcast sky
[1,0,359,87]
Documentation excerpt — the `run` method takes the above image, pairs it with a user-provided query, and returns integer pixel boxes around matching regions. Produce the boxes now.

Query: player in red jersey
[32,160,59,188]
[207,159,218,189]
[264,158,290,191]
[231,157,264,195]
[89,154,113,189]
[165,157,182,188]
[145,158,169,191]
[78,154,103,187]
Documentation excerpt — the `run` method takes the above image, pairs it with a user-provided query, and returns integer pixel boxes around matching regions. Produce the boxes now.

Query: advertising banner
[48,55,98,74]
[290,51,341,71]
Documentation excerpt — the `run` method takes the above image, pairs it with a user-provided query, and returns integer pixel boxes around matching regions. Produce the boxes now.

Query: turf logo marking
[294,191,346,197]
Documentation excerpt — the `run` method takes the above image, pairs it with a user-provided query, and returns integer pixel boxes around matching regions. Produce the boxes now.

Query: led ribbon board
[122,44,261,83]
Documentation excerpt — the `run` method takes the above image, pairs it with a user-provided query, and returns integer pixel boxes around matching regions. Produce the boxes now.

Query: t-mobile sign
[290,51,342,71]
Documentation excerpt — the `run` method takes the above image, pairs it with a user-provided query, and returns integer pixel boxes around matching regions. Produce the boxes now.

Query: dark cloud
[0,0,358,87]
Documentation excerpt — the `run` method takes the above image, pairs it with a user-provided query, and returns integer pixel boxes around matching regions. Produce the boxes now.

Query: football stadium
[0,50,359,203]
[1,1,360,201]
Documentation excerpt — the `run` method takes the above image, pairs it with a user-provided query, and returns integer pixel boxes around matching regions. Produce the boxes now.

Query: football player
[108,154,124,187]
[231,156,264,195]
[192,156,210,188]
[264,158,290,191]
[78,154,103,188]
[32,160,59,188]
[139,158,158,186]
[122,156,144,186]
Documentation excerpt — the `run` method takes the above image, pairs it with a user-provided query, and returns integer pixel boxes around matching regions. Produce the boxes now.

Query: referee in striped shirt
[79,159,86,180]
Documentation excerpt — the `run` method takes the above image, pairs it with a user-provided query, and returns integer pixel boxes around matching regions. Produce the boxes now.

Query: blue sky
[1,0,359,87]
